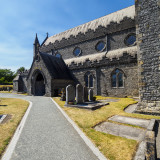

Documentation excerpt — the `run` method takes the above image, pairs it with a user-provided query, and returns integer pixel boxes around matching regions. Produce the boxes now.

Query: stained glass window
[111,69,124,88]
[125,34,136,46]
[96,41,106,52]
[55,53,61,58]
[84,72,94,88]
[73,47,81,57]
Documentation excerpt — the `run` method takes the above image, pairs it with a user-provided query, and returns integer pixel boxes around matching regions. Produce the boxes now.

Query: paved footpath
[0,93,99,160]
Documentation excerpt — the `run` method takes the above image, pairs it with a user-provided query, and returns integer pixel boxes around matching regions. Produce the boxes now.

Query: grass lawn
[0,85,13,88]
[53,97,160,160]
[0,98,29,158]
[0,91,12,93]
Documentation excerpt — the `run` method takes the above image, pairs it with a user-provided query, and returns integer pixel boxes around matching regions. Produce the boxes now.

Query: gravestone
[89,89,93,102]
[76,84,83,104]
[83,87,88,102]
[60,88,66,101]
[66,85,75,104]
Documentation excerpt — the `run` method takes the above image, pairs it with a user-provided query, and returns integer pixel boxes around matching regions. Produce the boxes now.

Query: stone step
[125,103,138,113]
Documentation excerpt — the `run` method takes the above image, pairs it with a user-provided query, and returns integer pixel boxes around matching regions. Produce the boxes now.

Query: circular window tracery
[124,33,136,46]
[55,53,62,58]
[95,41,106,52]
[73,47,82,57]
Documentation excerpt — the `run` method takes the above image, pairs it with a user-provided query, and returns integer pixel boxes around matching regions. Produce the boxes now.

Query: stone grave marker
[76,84,83,104]
[66,85,75,104]
[89,89,93,101]
[60,88,66,101]
[83,86,88,102]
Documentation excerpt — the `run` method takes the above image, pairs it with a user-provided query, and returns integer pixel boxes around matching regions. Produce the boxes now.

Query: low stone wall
[0,86,13,91]
[135,119,157,160]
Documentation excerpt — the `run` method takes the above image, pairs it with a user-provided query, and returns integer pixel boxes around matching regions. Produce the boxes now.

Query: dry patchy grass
[53,97,160,160]
[0,98,29,158]
[0,85,13,88]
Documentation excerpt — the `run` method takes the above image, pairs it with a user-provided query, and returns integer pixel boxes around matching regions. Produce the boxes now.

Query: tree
[0,69,16,84]
[16,67,25,73]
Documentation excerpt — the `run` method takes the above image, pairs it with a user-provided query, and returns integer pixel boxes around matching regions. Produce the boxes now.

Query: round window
[96,41,106,52]
[124,34,136,46]
[55,53,61,58]
[73,47,81,57]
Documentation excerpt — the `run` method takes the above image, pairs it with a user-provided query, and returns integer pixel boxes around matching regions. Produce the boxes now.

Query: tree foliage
[16,67,25,73]
[0,69,16,84]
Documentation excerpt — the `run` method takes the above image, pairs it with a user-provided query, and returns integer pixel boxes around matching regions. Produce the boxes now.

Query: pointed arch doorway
[32,70,46,96]
[35,73,45,96]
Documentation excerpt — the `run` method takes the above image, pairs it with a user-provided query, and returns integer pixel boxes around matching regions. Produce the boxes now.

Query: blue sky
[0,0,134,72]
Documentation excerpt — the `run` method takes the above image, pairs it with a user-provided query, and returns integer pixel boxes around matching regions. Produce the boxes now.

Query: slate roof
[13,75,20,81]
[39,52,73,80]
[44,5,135,45]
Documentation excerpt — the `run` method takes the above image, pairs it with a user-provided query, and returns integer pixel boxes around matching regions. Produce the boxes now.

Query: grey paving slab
[125,103,138,113]
[95,122,146,141]
[109,115,150,128]
[0,93,99,160]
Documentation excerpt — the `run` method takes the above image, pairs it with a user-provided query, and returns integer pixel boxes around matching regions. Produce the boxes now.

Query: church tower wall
[136,0,160,109]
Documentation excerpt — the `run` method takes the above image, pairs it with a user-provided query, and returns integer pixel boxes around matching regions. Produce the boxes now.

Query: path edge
[1,100,33,160]
[51,98,107,160]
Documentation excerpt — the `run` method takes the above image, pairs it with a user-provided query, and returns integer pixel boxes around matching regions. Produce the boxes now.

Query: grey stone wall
[136,0,160,108]
[70,54,138,97]
[21,75,27,92]
[108,28,135,51]
[13,74,28,93]
[71,68,97,95]
[27,59,52,96]
[58,36,107,59]
[13,81,19,92]
[100,64,138,97]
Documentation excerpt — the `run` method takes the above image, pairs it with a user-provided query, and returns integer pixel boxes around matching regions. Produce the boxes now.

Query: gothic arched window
[84,72,94,88]
[111,69,124,88]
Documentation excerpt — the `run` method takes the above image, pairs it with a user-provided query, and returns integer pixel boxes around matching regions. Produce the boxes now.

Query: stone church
[13,0,160,110]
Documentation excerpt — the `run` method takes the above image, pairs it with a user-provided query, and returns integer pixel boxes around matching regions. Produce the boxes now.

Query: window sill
[111,87,124,89]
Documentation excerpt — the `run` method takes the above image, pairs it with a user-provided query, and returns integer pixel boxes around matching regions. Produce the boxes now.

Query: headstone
[66,85,75,104]
[89,89,93,102]
[76,84,83,104]
[60,88,66,101]
[83,87,88,102]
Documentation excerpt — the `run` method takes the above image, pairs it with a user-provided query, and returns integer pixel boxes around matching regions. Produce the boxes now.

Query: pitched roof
[44,5,135,46]
[13,75,20,81]
[64,46,137,66]
[39,52,73,79]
